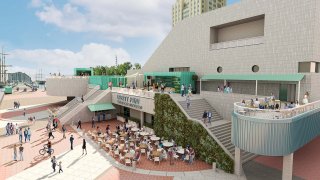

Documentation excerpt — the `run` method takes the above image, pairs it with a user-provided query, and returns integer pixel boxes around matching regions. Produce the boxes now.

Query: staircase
[171,94,256,164]
[209,122,256,163]
[178,99,223,122]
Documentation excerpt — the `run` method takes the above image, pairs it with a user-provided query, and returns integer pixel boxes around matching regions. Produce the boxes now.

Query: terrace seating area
[80,120,211,172]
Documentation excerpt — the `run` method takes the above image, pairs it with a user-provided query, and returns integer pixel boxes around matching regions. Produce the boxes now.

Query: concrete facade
[46,77,89,97]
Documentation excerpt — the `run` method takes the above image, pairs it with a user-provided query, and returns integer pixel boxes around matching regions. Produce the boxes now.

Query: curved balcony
[232,99,320,156]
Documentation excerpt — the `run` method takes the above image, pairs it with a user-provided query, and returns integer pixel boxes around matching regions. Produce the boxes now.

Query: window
[252,65,259,72]
[217,66,223,73]
[169,67,190,72]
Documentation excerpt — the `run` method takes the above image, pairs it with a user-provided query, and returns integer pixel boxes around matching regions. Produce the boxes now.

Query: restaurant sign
[117,94,142,110]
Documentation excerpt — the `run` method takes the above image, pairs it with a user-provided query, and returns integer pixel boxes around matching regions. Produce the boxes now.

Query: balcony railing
[211,36,264,50]
[111,87,155,99]
[234,99,320,120]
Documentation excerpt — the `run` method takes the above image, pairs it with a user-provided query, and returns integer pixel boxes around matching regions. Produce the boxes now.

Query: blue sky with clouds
[0,0,240,78]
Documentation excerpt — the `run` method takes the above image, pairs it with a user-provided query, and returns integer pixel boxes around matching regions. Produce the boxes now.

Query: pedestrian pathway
[7,142,113,180]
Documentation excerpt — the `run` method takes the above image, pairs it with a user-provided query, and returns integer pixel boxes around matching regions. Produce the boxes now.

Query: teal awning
[88,103,115,112]
[201,74,304,82]
[144,72,195,77]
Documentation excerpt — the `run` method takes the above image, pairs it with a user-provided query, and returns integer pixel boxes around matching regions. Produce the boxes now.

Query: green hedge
[153,94,234,173]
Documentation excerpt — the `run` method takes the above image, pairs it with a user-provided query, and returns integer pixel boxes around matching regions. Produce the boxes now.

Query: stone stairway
[173,95,256,164]
[178,99,223,122]
[209,122,256,163]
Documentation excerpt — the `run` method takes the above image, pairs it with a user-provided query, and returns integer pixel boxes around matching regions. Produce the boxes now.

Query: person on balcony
[181,84,185,97]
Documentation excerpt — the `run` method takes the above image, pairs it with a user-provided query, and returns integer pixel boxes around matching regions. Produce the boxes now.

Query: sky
[0,0,240,79]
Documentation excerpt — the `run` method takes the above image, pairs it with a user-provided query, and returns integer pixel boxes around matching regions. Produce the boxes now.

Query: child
[58,161,63,173]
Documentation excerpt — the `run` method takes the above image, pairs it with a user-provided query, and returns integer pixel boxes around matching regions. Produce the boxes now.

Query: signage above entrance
[117,94,142,110]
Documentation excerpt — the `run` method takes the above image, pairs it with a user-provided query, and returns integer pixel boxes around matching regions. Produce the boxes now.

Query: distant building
[172,0,226,26]
[7,72,32,84]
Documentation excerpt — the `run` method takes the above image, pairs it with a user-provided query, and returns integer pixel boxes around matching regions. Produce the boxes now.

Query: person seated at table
[254,98,260,108]
[284,103,289,109]
[295,100,300,107]
[240,100,246,106]
[158,140,163,149]
[288,102,294,108]
[250,99,254,107]
[160,149,167,161]
[97,126,102,136]
[275,103,280,110]
[142,139,147,145]
[133,151,140,161]
[129,148,135,155]
[181,148,190,160]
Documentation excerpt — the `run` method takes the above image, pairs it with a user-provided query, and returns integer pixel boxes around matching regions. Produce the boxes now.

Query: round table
[150,137,160,141]
[139,132,149,136]
[139,144,148,149]
[177,149,184,154]
[126,125,132,128]
[131,127,139,132]
[163,142,174,147]
[125,153,134,159]
[152,151,161,157]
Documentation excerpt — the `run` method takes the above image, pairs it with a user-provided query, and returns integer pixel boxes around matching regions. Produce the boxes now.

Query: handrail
[111,87,155,99]
[46,76,89,79]
[234,99,320,119]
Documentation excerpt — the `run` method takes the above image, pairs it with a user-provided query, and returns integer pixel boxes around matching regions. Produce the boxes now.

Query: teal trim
[89,76,127,90]
[232,108,320,156]
[144,72,196,93]
[74,68,94,76]
[88,103,115,112]
[202,74,304,82]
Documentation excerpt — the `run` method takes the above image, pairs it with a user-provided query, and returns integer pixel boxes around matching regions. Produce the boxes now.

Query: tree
[133,63,141,70]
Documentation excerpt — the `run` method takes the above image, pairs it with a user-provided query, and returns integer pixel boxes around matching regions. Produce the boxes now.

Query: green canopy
[201,74,304,82]
[88,103,115,112]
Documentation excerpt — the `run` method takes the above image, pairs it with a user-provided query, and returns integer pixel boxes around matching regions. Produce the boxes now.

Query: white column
[200,79,202,94]
[140,111,144,128]
[255,80,258,96]
[234,147,242,176]
[297,81,301,103]
[282,153,294,180]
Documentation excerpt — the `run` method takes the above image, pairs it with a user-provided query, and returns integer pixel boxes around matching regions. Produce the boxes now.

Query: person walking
[58,161,63,173]
[81,95,84,103]
[27,127,31,142]
[15,123,19,134]
[82,139,87,155]
[181,84,185,97]
[47,140,52,156]
[13,144,17,161]
[19,144,24,161]
[91,117,95,128]
[207,111,212,125]
[202,111,207,126]
[70,135,74,150]
[23,109,26,116]
[51,156,57,172]
[48,128,55,139]
[186,95,191,109]
[23,128,28,143]
[77,119,81,129]
[18,128,23,143]
[62,125,66,139]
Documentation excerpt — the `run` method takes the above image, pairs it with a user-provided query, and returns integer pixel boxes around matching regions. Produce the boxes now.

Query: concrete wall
[201,91,263,120]
[46,77,89,97]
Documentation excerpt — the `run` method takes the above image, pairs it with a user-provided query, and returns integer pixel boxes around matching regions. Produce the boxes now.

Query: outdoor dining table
[139,144,148,149]
[163,142,174,147]
[152,150,161,157]
[126,124,132,128]
[120,133,127,137]
[177,149,184,154]
[150,137,160,141]
[107,138,115,145]
[131,127,139,132]
[139,132,149,136]
[125,153,134,159]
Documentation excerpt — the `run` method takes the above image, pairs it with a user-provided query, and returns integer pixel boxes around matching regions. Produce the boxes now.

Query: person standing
[70,135,74,150]
[15,123,19,134]
[91,117,95,128]
[82,139,87,155]
[23,108,26,116]
[23,128,28,143]
[77,119,81,129]
[202,111,207,126]
[58,161,63,173]
[186,95,191,109]
[27,127,31,142]
[13,144,17,161]
[81,95,84,103]
[48,128,55,139]
[51,156,57,172]
[181,84,185,97]
[19,144,24,161]
[62,125,66,139]
[207,111,212,125]
[18,128,23,143]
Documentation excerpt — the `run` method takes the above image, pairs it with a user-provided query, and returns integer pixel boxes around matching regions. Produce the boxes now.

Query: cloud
[8,43,131,76]
[33,0,174,41]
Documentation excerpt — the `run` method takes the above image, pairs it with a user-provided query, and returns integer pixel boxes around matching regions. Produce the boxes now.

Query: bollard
[212,162,216,172]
